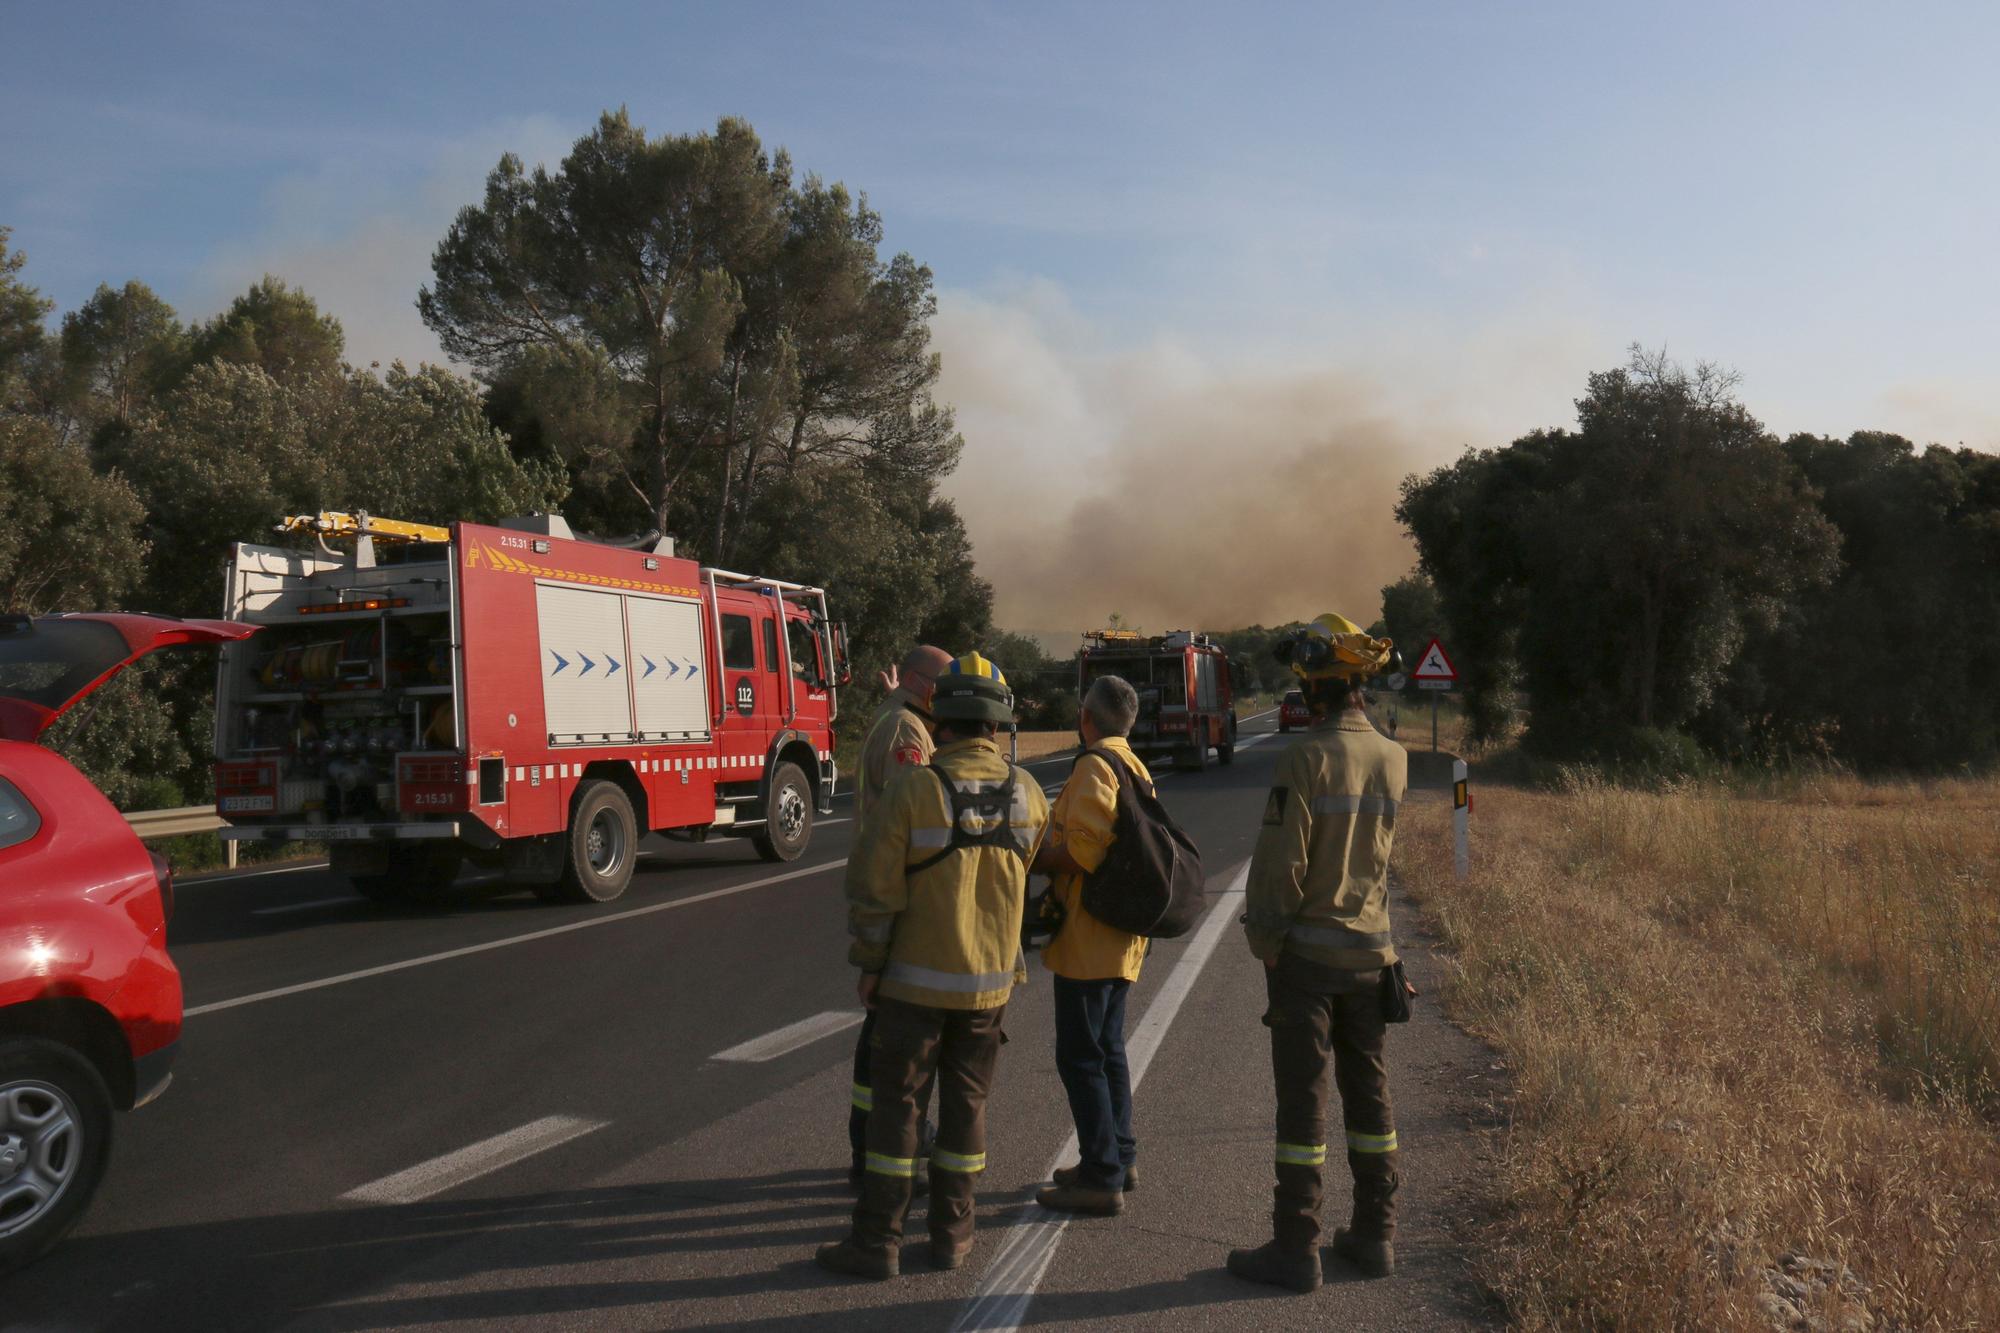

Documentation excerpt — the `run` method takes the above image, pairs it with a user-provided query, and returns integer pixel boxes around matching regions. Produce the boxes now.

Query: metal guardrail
[124,805,237,868]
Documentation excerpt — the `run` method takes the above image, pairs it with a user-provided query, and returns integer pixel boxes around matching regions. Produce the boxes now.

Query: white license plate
[220,795,275,813]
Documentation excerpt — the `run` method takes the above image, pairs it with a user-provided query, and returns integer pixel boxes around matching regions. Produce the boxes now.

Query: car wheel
[558,780,638,903]
[0,1039,114,1275]
[753,762,812,863]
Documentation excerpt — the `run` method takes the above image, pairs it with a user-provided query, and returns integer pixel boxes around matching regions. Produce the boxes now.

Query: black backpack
[1077,751,1207,938]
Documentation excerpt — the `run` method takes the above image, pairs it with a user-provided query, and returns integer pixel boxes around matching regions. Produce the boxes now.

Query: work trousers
[853,997,1006,1255]
[1264,958,1400,1255]
[1052,976,1135,1189]
[848,1009,934,1169]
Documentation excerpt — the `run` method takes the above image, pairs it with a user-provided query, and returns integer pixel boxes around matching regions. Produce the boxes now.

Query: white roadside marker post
[1452,757,1469,879]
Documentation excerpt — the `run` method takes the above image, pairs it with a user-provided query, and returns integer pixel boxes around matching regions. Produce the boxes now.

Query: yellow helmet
[932,651,1015,724]
[1275,613,1395,682]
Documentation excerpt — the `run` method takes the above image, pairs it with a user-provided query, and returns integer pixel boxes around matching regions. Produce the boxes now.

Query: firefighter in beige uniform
[846,644,952,1181]
[1230,613,1408,1293]
[818,653,1050,1279]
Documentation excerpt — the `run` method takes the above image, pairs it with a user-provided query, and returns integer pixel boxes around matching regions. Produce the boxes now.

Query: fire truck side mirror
[831,622,854,687]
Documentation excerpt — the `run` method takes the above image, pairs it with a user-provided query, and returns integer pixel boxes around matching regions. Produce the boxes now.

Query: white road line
[250,895,360,917]
[340,1115,606,1205]
[710,1009,865,1063]
[184,857,847,1018]
[952,862,1251,1333]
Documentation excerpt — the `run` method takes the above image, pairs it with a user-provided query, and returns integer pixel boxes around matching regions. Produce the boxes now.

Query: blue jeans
[1052,976,1135,1189]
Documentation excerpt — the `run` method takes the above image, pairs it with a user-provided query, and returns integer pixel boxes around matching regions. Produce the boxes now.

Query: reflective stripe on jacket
[1043,738,1150,983]
[1244,711,1407,970]
[847,736,1051,1010]
[856,688,934,829]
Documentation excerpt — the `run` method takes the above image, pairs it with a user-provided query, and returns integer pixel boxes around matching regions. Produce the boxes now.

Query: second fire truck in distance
[212,511,849,906]
[1075,628,1238,771]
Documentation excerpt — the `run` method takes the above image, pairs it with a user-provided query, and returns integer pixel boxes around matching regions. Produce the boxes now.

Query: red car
[1278,689,1311,732]
[0,612,254,1272]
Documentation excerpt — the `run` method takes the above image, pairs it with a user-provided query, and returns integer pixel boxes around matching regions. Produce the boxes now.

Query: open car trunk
[0,613,258,743]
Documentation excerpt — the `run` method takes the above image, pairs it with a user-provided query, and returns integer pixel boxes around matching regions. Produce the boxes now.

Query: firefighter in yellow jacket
[817,653,1051,1280]
[1229,613,1408,1293]
[845,643,952,1183]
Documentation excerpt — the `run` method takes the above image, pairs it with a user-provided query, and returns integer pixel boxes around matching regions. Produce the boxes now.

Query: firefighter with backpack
[1230,612,1409,1294]
[1030,673,1153,1216]
[818,652,1051,1280]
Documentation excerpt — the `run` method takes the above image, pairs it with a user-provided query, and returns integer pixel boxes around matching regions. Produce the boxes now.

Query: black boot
[1329,1227,1395,1278]
[1227,1240,1322,1293]
[815,1237,898,1280]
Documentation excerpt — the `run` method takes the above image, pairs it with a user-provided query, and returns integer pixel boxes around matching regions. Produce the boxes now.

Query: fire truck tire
[1177,740,1209,773]
[1219,715,1237,764]
[753,762,812,863]
[559,781,637,903]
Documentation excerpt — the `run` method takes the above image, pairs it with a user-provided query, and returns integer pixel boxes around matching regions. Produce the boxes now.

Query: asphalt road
[2,711,1499,1331]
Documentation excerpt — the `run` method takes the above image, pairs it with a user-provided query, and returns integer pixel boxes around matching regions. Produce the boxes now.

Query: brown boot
[1329,1227,1395,1278]
[1036,1182,1124,1215]
[815,1237,898,1280]
[928,1238,971,1271]
[1227,1240,1322,1293]
[1053,1161,1138,1191]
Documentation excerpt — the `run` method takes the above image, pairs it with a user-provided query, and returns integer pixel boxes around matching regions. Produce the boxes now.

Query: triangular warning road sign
[1411,636,1459,681]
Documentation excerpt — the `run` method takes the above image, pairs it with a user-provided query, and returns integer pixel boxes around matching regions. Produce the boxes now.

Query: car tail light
[149,849,175,924]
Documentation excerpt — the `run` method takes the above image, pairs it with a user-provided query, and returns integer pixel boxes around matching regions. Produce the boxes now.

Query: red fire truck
[1075,629,1237,771]
[212,512,849,906]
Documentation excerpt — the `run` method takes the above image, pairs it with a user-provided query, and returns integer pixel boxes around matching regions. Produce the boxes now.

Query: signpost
[1410,636,1459,752]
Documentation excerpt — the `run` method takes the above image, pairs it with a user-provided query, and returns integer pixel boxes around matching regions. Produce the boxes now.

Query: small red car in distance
[0,612,255,1272]
[1278,688,1311,732]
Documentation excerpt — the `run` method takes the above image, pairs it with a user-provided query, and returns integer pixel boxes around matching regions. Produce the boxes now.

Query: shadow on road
[5,1169,842,1330]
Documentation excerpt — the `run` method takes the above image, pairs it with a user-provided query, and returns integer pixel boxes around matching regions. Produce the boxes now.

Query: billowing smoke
[934,283,1462,637]
[978,376,1421,631]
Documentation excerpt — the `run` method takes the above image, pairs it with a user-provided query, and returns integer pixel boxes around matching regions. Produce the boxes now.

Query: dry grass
[1397,770,2000,1330]
[1011,729,1081,763]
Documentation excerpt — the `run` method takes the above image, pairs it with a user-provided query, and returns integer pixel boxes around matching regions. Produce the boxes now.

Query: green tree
[1372,571,1450,661]
[1702,432,2000,768]
[421,111,780,537]
[122,360,565,618]
[58,280,188,447]
[422,112,962,567]
[0,415,147,613]
[188,275,345,381]
[1399,348,1840,757]
[0,228,53,412]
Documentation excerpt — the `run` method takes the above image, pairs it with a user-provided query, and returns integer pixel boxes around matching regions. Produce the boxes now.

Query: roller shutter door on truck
[625,593,710,742]
[535,583,713,746]
[537,583,636,744]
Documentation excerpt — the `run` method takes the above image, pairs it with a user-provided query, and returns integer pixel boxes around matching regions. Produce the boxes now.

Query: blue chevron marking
[685,659,700,679]
[550,651,569,675]
[607,653,622,675]
[579,653,596,676]
[664,659,681,679]
[642,656,657,678]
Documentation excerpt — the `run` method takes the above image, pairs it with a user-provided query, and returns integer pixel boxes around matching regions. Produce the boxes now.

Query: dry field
[1396,769,2000,1330]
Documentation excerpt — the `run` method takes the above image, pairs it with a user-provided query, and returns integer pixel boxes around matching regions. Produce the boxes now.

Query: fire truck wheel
[753,762,812,863]
[1177,741,1209,773]
[560,780,637,903]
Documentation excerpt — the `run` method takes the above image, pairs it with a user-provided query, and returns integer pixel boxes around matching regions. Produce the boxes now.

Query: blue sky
[6,2,1995,626]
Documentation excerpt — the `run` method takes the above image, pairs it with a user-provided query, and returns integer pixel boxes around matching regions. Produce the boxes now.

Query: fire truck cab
[1076,629,1237,772]
[212,512,849,906]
